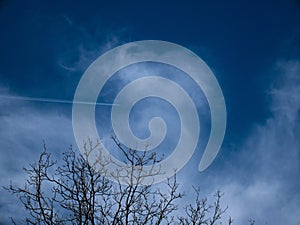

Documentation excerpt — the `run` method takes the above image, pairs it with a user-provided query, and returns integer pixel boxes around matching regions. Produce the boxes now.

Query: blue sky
[0,0,300,224]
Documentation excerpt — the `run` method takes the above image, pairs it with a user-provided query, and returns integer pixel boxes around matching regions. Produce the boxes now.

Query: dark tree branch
[4,139,250,225]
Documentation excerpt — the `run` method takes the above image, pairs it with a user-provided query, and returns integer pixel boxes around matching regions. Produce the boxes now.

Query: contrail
[0,94,118,106]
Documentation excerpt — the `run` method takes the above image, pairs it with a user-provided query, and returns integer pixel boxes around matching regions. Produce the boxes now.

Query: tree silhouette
[5,139,252,225]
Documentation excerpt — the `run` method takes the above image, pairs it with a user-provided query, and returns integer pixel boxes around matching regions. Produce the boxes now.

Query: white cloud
[0,89,75,223]
[57,27,125,73]
[217,60,300,224]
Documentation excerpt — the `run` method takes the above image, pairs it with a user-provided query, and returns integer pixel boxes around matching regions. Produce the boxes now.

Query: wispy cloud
[216,60,300,224]
[0,85,75,223]
[57,19,126,74]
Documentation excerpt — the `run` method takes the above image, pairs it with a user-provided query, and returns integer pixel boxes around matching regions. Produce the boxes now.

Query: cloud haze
[216,61,300,224]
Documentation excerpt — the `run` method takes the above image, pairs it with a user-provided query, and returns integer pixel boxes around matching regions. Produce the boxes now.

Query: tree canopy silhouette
[5,139,253,225]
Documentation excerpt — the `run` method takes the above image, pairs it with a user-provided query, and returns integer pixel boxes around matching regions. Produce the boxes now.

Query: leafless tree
[5,139,254,225]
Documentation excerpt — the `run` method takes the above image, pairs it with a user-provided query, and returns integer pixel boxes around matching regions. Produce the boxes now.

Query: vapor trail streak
[0,95,118,106]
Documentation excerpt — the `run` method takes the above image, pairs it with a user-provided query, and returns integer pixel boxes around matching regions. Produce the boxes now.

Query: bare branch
[4,140,248,225]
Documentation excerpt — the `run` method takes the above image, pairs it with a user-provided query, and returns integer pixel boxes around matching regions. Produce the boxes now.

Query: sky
[0,0,300,224]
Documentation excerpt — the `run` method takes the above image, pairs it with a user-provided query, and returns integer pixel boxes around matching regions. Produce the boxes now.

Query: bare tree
[5,139,253,225]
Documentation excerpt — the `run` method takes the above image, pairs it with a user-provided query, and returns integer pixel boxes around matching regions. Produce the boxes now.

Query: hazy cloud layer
[217,61,300,224]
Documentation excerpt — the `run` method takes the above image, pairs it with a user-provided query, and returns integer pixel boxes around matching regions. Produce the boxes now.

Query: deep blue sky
[0,0,300,224]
